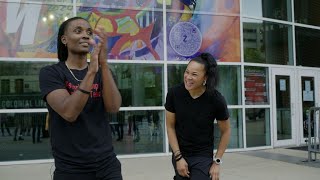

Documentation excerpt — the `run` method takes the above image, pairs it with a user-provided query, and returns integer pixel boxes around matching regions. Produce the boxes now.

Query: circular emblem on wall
[169,22,202,57]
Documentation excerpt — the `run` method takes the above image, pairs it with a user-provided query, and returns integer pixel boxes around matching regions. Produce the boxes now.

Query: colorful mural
[167,0,240,62]
[0,0,239,61]
[77,0,164,60]
[0,1,72,58]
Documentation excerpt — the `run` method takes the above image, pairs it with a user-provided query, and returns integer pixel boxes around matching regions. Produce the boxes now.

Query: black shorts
[54,157,122,180]
[172,155,212,180]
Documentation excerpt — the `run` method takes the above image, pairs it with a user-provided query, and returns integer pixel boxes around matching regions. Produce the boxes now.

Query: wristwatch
[213,157,222,165]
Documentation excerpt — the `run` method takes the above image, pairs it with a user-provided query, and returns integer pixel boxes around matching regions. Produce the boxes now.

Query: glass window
[0,62,54,109]
[0,62,163,109]
[214,109,243,149]
[295,27,320,67]
[0,110,166,161]
[0,112,51,161]
[246,108,271,147]
[76,3,164,60]
[243,18,293,65]
[1,79,10,94]
[218,66,242,105]
[110,63,164,107]
[300,76,315,138]
[167,64,242,105]
[0,1,73,58]
[111,110,165,154]
[294,0,320,26]
[244,66,269,105]
[275,75,292,140]
[167,64,187,89]
[242,0,292,21]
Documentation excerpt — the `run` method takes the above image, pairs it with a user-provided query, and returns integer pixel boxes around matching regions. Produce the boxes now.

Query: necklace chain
[65,62,87,82]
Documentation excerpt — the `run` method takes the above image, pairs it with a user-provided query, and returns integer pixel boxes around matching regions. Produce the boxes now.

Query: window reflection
[0,62,164,108]
[246,108,271,147]
[243,18,293,65]
[0,110,166,161]
[242,0,292,21]
[0,62,54,109]
[0,112,51,161]
[110,63,164,107]
[108,110,165,154]
[214,109,243,149]
[167,64,242,105]
[295,27,320,67]
[294,0,320,26]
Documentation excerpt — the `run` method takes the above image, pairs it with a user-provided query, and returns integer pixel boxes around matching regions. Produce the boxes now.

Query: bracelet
[175,155,183,162]
[78,88,91,95]
[173,150,180,156]
[174,153,182,159]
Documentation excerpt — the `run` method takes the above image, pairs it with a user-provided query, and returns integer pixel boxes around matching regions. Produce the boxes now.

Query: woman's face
[184,60,207,91]
[61,19,94,54]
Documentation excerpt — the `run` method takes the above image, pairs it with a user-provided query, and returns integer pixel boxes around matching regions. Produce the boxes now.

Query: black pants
[116,124,124,140]
[172,155,212,180]
[54,157,122,180]
[1,121,11,136]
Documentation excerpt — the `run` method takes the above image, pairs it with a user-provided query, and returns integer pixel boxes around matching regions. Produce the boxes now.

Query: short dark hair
[57,17,88,62]
[190,53,219,93]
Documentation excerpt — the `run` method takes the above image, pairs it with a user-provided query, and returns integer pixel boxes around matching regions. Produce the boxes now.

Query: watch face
[214,158,222,165]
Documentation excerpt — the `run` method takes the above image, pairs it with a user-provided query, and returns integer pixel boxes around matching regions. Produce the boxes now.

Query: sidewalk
[0,148,319,180]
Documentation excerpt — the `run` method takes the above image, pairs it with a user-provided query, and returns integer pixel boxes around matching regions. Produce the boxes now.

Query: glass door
[271,68,296,146]
[298,70,320,144]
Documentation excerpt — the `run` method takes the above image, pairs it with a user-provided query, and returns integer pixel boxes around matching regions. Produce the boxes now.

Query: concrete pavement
[0,148,319,180]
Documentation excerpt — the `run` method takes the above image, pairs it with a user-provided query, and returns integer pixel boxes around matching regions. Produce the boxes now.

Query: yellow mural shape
[116,17,139,36]
[158,0,171,5]
[180,5,193,21]
[88,12,113,33]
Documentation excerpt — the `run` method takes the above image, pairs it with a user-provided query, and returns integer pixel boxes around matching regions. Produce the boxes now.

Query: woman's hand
[88,34,101,74]
[93,26,108,65]
[176,158,190,178]
[209,163,220,180]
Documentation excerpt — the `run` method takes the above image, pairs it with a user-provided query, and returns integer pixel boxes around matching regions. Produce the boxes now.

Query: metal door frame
[271,68,297,147]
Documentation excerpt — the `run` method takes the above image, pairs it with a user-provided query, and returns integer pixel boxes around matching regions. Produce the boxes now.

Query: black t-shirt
[39,61,115,173]
[165,83,229,157]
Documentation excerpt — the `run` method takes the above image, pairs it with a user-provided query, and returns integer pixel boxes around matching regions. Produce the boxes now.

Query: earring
[202,80,206,86]
[64,43,67,47]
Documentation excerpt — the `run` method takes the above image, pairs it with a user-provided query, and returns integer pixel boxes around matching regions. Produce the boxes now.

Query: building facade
[0,0,320,164]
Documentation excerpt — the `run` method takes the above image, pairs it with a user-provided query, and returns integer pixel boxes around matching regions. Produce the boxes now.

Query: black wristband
[78,88,90,95]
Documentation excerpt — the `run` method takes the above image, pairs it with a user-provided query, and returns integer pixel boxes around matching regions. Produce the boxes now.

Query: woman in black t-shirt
[165,53,231,180]
[39,17,122,180]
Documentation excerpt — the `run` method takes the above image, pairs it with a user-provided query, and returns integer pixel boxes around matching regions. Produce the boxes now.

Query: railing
[307,107,320,162]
